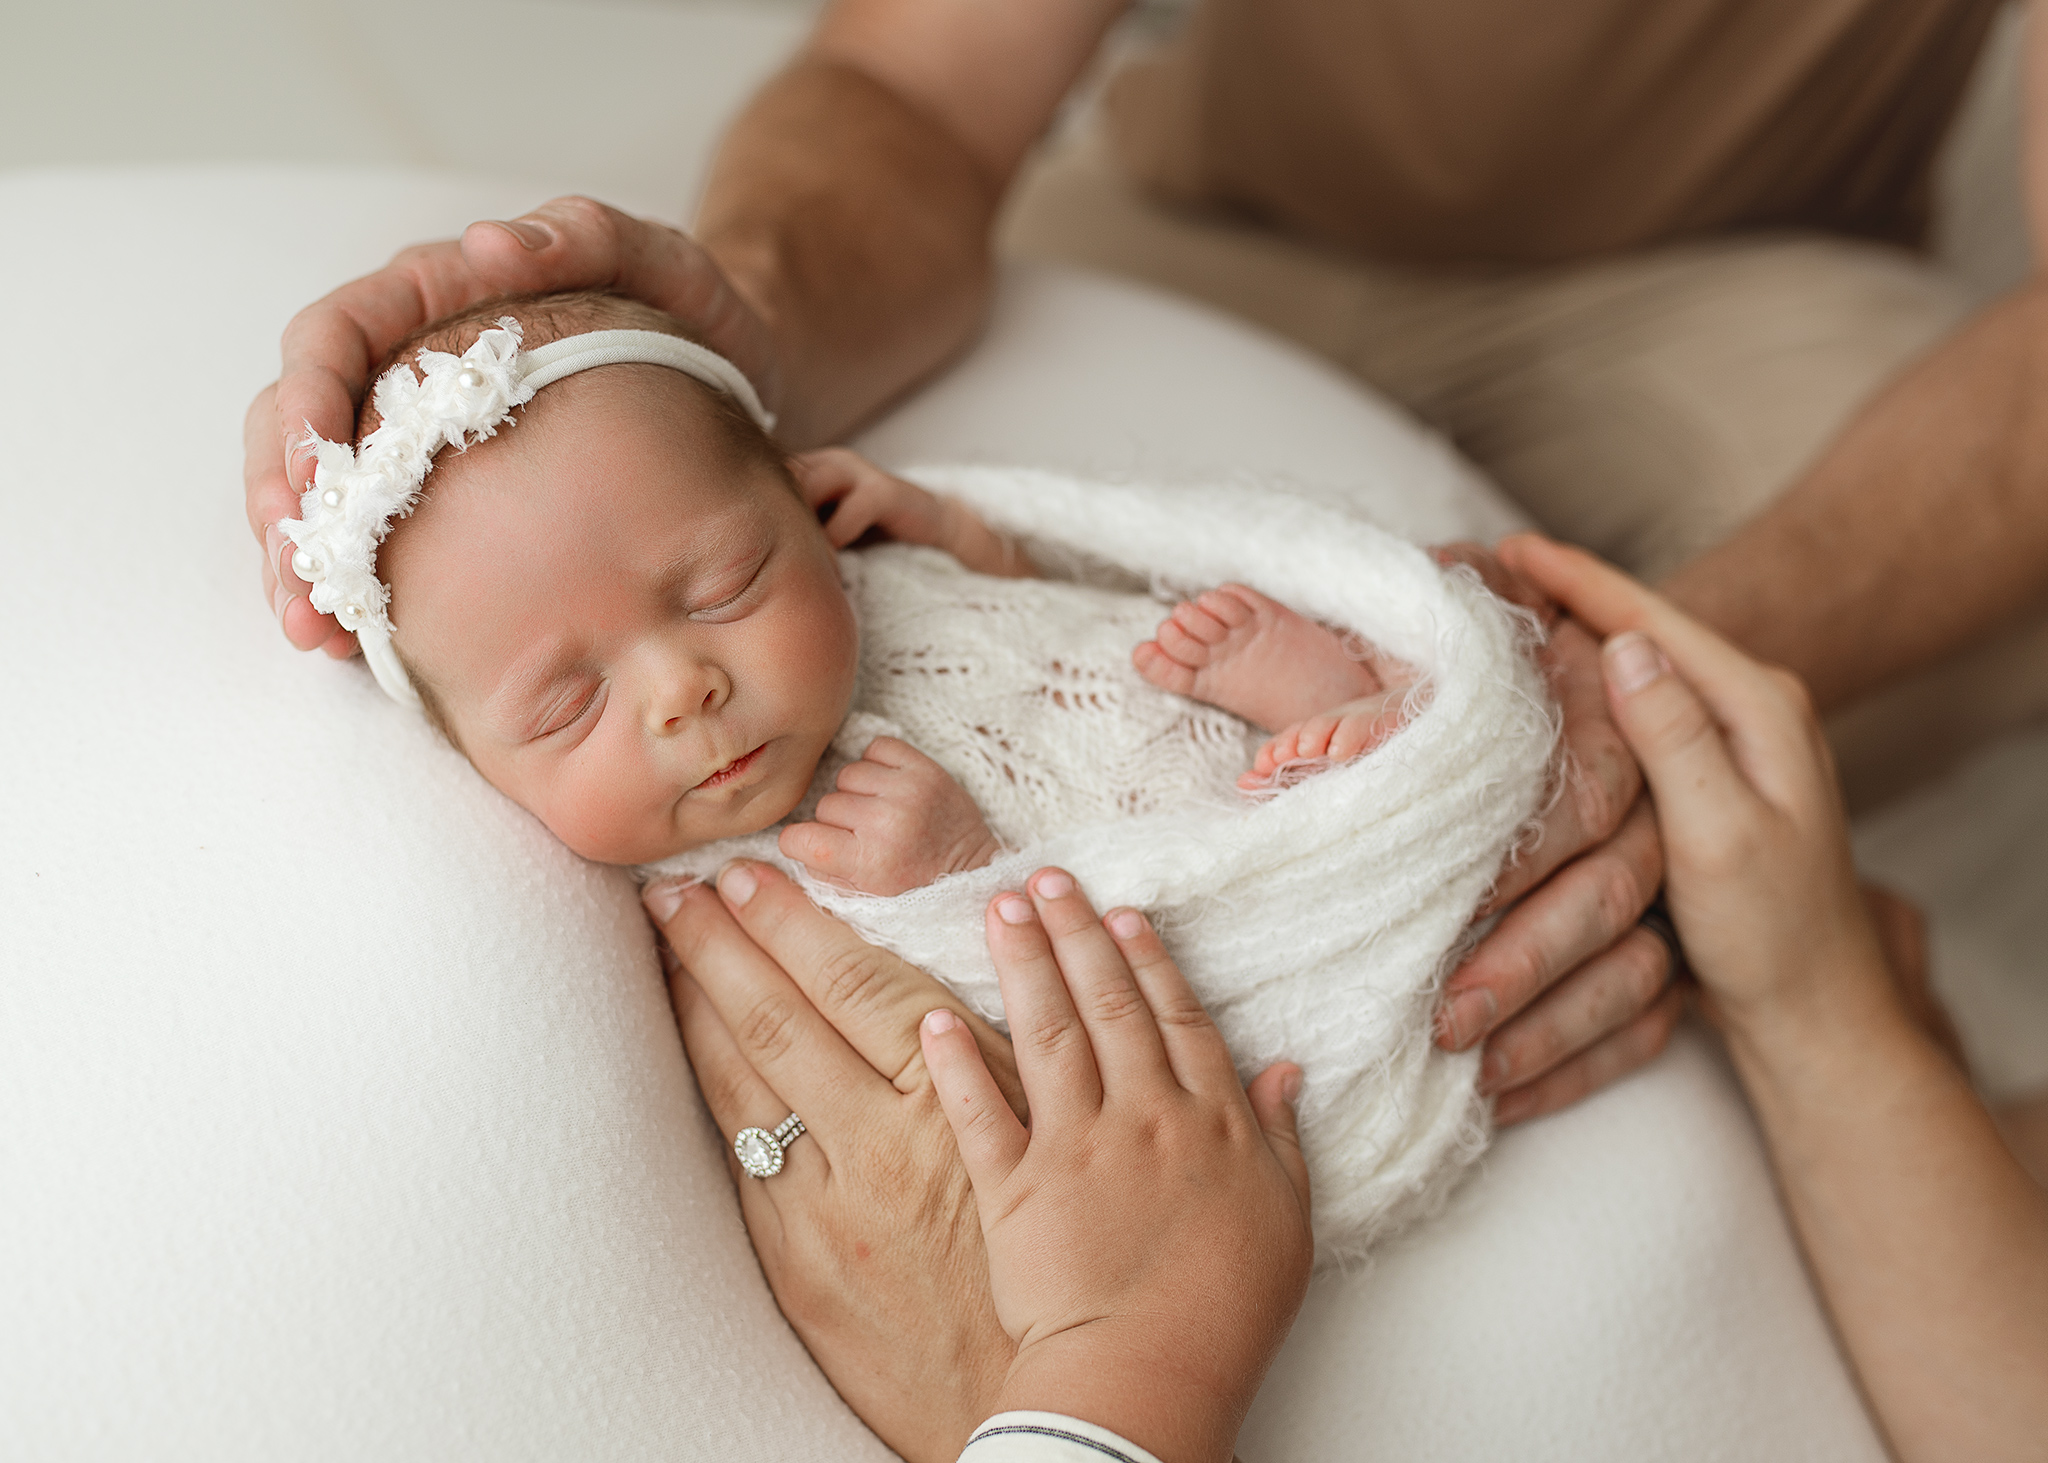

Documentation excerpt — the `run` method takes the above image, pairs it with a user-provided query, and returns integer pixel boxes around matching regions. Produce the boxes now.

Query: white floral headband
[279,318,776,709]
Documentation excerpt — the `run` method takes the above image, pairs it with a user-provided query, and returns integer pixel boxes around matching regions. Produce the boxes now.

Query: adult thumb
[1247,1063,1311,1210]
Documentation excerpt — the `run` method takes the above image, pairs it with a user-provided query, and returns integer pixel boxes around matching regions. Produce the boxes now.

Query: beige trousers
[1000,129,2048,810]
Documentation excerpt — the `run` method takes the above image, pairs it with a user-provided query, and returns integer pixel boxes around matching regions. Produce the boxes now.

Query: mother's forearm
[1726,981,2048,1462]
[1661,282,2048,709]
[694,57,1001,448]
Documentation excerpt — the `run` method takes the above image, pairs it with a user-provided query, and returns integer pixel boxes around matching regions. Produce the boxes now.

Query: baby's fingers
[778,820,857,877]
[921,1008,1029,1190]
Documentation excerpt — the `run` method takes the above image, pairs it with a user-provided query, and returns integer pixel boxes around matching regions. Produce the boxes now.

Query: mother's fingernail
[499,217,554,249]
[1437,987,1497,1050]
[1032,869,1074,899]
[641,879,691,924]
[1281,1066,1303,1104]
[922,1008,959,1036]
[996,894,1035,925]
[717,862,758,908]
[1605,632,1669,695]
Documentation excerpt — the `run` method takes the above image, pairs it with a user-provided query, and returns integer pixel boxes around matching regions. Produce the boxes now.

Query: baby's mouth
[693,743,766,792]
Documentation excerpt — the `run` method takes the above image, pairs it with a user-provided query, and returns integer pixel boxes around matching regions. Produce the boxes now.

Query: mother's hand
[246,197,777,657]
[642,861,1017,1463]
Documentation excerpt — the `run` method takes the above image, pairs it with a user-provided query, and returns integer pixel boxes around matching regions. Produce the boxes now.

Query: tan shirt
[1106,0,2002,264]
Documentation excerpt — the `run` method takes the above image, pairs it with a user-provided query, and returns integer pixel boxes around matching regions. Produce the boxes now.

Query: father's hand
[244,197,778,657]
[643,862,1020,1463]
[1429,544,1682,1125]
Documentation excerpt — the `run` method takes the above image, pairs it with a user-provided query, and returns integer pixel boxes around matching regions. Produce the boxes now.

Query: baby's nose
[653,661,730,732]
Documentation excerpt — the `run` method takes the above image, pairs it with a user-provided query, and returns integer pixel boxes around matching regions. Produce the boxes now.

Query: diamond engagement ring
[734,1114,807,1179]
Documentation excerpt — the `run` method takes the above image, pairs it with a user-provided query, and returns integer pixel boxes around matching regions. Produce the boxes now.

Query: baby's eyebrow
[481,638,583,739]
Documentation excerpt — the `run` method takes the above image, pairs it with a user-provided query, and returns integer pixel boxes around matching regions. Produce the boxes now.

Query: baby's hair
[368,289,793,746]
[359,289,783,474]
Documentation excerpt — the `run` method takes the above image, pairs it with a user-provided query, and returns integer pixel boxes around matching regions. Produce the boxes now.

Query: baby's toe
[1169,599,1234,648]
[1133,639,1198,694]
[1154,613,1219,665]
[1198,584,1265,630]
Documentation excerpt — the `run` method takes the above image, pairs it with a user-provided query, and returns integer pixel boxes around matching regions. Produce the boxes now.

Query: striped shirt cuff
[959,1411,1168,1463]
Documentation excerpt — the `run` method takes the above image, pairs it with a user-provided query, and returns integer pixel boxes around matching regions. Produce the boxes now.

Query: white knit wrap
[651,465,1560,1263]
[278,319,774,708]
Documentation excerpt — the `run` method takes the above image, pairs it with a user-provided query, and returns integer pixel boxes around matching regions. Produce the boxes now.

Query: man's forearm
[694,58,1002,447]
[1662,282,2048,709]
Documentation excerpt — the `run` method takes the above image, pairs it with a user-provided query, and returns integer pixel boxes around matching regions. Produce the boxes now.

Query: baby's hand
[780,737,1004,896]
[1242,689,1412,789]
[793,447,1034,578]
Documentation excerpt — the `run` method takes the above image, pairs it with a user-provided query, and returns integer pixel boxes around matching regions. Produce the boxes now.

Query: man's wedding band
[1639,895,1683,973]
[735,1113,807,1179]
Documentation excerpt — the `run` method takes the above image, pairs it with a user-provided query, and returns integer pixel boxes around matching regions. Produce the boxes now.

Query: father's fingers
[1490,982,1686,1126]
[713,860,1019,1112]
[1473,925,1673,1097]
[459,197,782,417]
[1482,618,1641,914]
[274,238,489,492]
[1442,800,1663,1050]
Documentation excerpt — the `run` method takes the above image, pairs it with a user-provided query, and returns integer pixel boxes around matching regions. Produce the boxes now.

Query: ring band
[734,1113,806,1179]
[1639,894,1683,973]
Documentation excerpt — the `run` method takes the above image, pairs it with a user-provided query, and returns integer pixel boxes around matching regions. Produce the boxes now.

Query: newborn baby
[367,293,1413,889]
[284,288,1555,1261]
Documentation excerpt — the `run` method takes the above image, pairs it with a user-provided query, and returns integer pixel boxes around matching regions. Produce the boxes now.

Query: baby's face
[382,368,857,864]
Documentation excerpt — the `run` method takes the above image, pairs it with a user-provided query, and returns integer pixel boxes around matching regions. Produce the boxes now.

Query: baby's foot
[1242,689,1414,789]
[1133,583,1386,732]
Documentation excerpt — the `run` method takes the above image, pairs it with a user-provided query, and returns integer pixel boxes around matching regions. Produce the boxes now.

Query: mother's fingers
[1599,632,1765,839]
[670,969,816,1202]
[1502,536,1797,737]
[711,861,1017,1110]
[647,879,883,1133]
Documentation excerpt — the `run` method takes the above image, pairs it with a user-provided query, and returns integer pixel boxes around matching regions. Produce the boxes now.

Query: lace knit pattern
[648,468,1557,1263]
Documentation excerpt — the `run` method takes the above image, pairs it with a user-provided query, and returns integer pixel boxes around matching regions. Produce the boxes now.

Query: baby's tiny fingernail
[996,894,1035,925]
[641,879,690,924]
[500,217,554,249]
[1605,632,1669,695]
[1032,869,1075,899]
[1106,909,1146,939]
[922,1008,959,1036]
[1437,987,1498,1050]
[718,862,759,908]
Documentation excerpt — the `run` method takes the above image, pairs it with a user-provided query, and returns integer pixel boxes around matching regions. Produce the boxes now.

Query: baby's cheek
[535,762,663,866]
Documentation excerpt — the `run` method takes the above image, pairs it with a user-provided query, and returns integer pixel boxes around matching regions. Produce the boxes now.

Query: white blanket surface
[652,466,1558,1260]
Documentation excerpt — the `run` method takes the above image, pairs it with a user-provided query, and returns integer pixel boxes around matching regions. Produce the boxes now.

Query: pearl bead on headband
[278,318,776,709]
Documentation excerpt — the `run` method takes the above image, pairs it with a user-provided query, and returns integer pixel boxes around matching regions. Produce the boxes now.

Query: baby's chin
[544,772,812,868]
